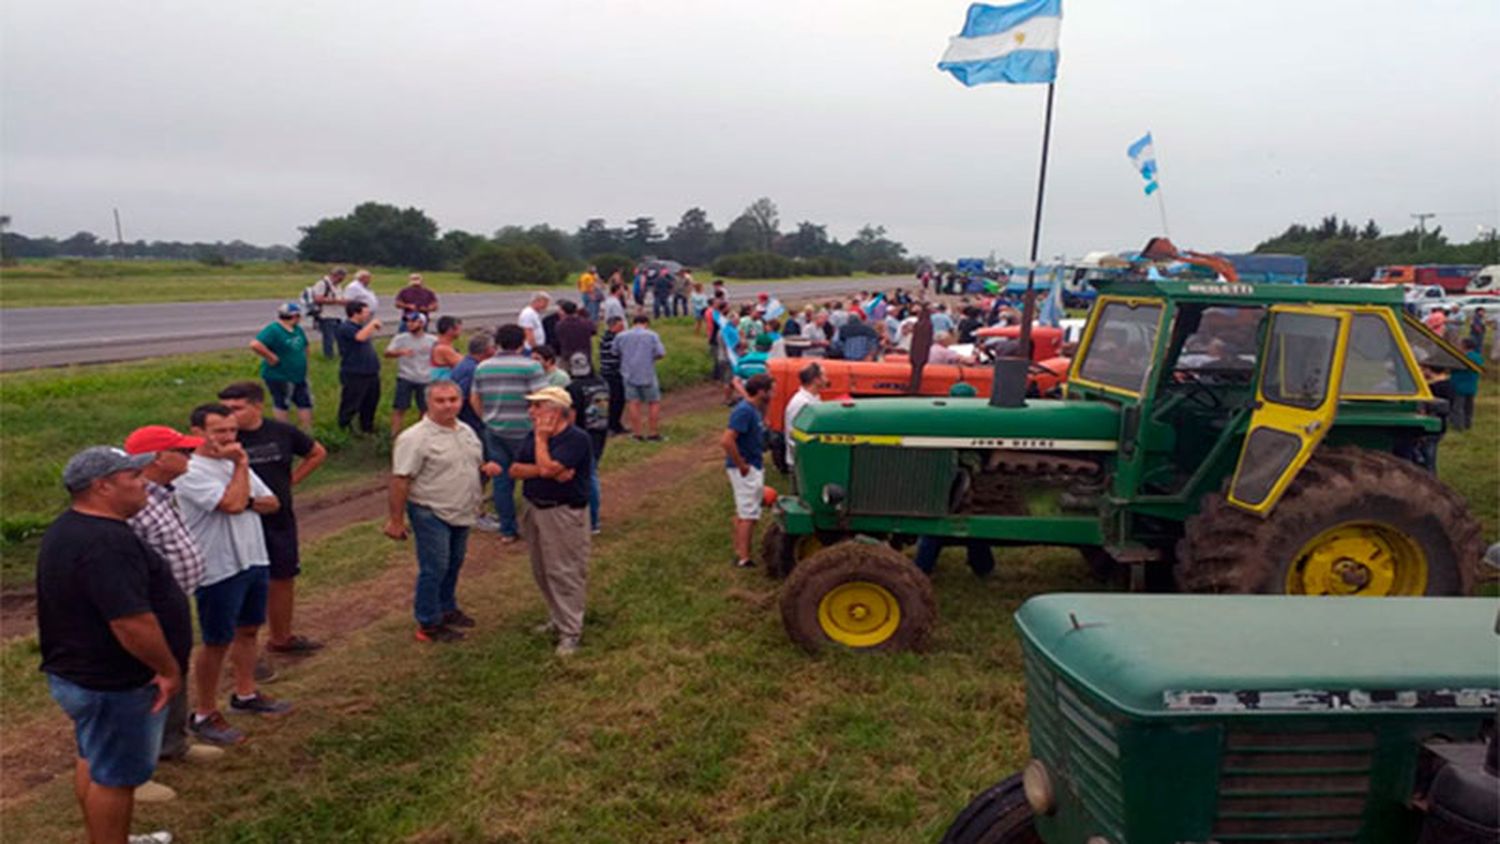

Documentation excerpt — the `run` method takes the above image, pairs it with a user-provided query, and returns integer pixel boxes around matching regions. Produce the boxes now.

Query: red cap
[123,425,204,455]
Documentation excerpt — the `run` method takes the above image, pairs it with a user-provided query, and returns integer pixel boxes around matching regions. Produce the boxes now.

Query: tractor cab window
[1077,301,1162,393]
[1172,306,1261,381]
[1340,313,1419,395]
[1400,314,1474,371]
[1260,312,1340,410]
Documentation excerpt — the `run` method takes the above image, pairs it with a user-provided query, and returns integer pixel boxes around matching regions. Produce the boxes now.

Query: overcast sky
[3,0,1497,260]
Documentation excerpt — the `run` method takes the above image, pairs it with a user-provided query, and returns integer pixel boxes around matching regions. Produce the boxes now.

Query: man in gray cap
[38,446,190,844]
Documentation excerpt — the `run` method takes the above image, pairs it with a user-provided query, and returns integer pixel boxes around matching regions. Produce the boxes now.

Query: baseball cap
[124,425,204,455]
[524,386,574,408]
[754,333,775,351]
[62,446,154,493]
[567,352,592,377]
[278,301,302,317]
[404,312,427,326]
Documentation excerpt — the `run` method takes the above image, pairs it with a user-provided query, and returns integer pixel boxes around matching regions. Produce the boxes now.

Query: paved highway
[0,276,907,371]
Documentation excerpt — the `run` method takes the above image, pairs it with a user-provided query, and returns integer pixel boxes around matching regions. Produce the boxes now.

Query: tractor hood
[793,397,1121,451]
[1017,594,1500,717]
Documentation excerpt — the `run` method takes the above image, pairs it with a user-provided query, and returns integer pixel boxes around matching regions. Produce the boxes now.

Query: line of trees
[1253,214,1499,281]
[295,198,916,282]
[0,229,296,262]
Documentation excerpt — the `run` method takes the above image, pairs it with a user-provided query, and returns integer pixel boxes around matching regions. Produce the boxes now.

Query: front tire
[940,774,1041,844]
[780,540,936,653]
[1176,447,1484,596]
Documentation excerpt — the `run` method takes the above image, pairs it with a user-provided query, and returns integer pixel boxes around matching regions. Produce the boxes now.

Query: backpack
[300,281,324,318]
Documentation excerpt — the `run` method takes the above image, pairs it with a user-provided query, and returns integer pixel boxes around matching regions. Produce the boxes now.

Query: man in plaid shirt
[124,425,224,775]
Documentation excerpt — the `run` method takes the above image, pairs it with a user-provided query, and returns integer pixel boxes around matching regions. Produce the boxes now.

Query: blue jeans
[913,536,995,578]
[484,431,526,538]
[408,504,470,628]
[315,317,341,359]
[587,454,601,531]
[584,295,600,322]
[48,674,166,788]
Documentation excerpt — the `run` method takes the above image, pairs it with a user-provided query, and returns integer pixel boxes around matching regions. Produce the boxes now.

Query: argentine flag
[1128,132,1160,195]
[938,0,1061,87]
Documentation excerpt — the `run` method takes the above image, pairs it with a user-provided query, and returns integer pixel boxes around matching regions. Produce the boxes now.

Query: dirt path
[0,385,728,807]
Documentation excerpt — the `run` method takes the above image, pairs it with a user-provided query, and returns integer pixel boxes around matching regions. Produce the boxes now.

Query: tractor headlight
[821,483,845,508]
[1022,759,1056,815]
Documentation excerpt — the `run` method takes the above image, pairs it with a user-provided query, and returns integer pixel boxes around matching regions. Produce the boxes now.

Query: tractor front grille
[1025,651,1127,842]
[846,445,954,516]
[1211,729,1375,841]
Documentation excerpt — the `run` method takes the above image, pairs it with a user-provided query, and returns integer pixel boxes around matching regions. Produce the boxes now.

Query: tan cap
[524,386,573,408]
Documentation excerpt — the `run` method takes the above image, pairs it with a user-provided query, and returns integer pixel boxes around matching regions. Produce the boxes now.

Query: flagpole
[1017,81,1055,362]
[993,80,1055,408]
[1153,138,1171,237]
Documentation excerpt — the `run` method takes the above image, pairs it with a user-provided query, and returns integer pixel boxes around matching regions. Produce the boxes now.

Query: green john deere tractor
[940,593,1499,843]
[765,279,1488,652]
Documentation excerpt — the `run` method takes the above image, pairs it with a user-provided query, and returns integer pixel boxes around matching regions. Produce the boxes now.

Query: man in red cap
[123,425,226,793]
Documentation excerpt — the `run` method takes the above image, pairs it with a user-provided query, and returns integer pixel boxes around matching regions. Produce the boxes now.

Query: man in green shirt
[249,303,313,429]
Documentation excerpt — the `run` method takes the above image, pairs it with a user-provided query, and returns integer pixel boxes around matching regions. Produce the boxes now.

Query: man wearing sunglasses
[249,302,313,429]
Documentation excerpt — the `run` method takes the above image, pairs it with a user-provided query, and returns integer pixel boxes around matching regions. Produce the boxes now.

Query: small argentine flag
[1127,132,1160,195]
[938,0,1061,86]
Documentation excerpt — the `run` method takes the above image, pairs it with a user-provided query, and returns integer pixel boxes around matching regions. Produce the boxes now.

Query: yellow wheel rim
[817,581,902,648]
[1286,521,1429,596]
[794,534,825,562]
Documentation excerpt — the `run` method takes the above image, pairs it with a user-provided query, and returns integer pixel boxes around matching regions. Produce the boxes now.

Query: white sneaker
[475,514,502,532]
[133,781,176,803]
[128,833,174,844]
[183,743,225,763]
[555,636,580,657]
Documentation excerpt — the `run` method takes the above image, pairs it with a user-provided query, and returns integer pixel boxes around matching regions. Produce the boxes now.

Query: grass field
[0,317,713,586]
[0,259,882,308]
[0,456,1097,843]
[0,330,1496,840]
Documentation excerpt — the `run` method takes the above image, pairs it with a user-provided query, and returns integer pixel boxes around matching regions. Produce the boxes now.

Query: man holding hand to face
[509,387,594,657]
[175,404,291,748]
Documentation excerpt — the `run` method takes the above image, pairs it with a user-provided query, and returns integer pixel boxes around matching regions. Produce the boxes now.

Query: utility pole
[1410,212,1435,253]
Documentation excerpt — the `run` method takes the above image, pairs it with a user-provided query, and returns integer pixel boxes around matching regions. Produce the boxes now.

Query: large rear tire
[940,774,1041,844]
[780,540,936,653]
[1176,447,1484,596]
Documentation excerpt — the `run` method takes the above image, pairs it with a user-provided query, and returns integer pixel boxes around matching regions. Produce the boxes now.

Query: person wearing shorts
[386,313,437,437]
[614,313,666,440]
[250,302,314,429]
[40,445,190,843]
[721,374,772,568]
[218,383,327,660]
[174,404,293,747]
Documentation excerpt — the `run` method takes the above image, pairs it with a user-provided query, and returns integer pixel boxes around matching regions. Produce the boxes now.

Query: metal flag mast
[993,80,1055,407]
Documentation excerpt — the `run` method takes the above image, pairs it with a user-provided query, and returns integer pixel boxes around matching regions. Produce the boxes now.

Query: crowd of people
[32,264,786,843]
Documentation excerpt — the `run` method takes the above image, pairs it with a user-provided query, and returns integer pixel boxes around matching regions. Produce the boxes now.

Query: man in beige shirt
[385,381,501,643]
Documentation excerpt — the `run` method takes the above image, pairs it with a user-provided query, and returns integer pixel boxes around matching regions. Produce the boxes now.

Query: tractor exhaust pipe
[990,357,1028,408]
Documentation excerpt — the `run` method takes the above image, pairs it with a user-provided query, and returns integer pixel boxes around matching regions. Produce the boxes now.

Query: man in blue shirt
[452,334,494,436]
[335,302,383,433]
[720,374,772,568]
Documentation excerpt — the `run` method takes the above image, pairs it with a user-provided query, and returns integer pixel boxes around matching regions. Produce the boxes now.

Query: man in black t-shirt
[218,383,327,658]
[510,387,594,657]
[39,446,190,844]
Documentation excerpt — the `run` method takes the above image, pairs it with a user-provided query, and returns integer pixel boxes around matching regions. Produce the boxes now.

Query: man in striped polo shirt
[470,324,548,542]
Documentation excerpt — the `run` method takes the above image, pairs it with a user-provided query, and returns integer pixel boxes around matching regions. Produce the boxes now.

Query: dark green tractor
[940,593,1499,843]
[765,280,1488,652]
